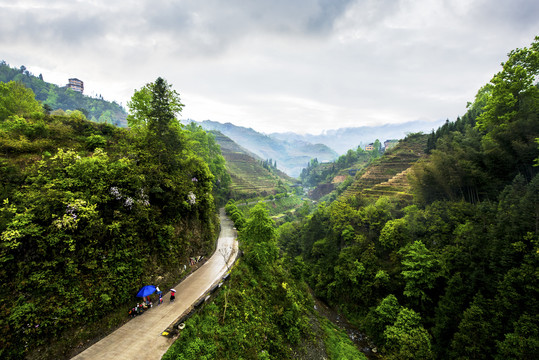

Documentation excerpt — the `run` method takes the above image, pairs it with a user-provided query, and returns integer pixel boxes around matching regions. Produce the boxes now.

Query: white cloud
[1,0,538,134]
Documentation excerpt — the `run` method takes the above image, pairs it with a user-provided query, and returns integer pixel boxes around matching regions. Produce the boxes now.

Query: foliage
[127,78,184,129]
[0,81,43,121]
[413,36,539,204]
[240,203,279,271]
[184,123,231,205]
[300,145,371,188]
[0,78,227,359]
[0,61,127,126]
[320,317,368,360]
[164,205,314,360]
[278,37,539,360]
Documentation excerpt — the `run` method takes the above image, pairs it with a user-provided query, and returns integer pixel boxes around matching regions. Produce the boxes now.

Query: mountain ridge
[194,120,338,178]
[270,119,446,154]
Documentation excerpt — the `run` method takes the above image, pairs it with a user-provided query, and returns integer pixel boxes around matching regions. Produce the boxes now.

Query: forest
[1,36,538,360]
[0,61,127,127]
[278,37,539,359]
[0,77,229,359]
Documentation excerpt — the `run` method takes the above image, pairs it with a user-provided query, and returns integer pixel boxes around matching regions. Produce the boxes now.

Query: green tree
[384,308,434,360]
[379,217,410,251]
[240,203,278,271]
[476,36,539,133]
[0,81,42,121]
[364,294,402,345]
[496,313,539,360]
[126,77,184,129]
[399,240,440,308]
[450,294,495,359]
[98,110,112,124]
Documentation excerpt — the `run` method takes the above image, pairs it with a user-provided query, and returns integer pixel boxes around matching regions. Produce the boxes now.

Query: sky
[1,0,538,135]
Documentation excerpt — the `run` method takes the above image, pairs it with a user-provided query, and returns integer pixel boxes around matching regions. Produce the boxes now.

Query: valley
[1,36,538,360]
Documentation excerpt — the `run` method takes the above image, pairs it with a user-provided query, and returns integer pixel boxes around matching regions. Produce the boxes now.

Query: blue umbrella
[136,285,156,298]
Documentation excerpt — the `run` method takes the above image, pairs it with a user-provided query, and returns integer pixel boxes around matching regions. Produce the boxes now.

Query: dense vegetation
[0,77,228,359]
[278,37,539,359]
[2,36,539,360]
[0,61,127,126]
[300,140,384,188]
[163,202,367,360]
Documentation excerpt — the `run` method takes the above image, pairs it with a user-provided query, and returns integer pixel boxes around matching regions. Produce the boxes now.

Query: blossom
[109,186,122,200]
[188,192,196,205]
[138,188,150,206]
[124,197,134,209]
[65,204,78,219]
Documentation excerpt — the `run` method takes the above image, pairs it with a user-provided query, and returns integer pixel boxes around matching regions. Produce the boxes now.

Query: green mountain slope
[198,120,338,178]
[0,78,225,359]
[0,61,127,127]
[212,131,293,198]
[277,37,539,360]
[340,132,427,203]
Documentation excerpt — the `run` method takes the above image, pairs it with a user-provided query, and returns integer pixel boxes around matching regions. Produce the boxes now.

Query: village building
[67,78,84,93]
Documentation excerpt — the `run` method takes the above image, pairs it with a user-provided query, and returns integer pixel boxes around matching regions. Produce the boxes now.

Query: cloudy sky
[1,0,538,134]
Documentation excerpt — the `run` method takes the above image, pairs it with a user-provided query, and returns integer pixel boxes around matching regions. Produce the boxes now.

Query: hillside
[0,78,225,359]
[0,61,127,127]
[340,132,427,203]
[212,131,293,198]
[197,120,338,177]
[277,38,539,360]
[163,202,369,360]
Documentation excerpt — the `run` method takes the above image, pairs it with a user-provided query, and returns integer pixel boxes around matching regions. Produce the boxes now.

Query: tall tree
[399,240,440,309]
[241,203,278,271]
[126,77,184,129]
[0,81,42,120]
[475,36,539,133]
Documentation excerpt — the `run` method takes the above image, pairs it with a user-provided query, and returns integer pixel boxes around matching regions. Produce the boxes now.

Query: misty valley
[1,37,538,360]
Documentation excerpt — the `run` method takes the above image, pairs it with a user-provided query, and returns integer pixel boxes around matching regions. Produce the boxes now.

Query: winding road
[72,208,238,360]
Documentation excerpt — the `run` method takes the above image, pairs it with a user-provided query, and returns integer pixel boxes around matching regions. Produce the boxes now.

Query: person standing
[170,289,176,302]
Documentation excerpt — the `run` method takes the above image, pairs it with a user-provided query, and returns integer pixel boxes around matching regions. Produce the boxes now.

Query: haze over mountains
[195,120,337,178]
[194,118,446,177]
[270,119,447,154]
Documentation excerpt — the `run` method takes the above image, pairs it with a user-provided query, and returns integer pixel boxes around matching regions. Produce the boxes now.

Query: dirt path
[72,209,238,360]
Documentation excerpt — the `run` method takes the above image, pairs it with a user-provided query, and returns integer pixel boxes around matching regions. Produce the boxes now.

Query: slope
[0,61,127,126]
[198,120,338,177]
[212,131,294,198]
[0,99,221,358]
[340,132,428,203]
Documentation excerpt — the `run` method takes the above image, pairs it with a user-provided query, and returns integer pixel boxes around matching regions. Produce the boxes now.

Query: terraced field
[341,134,428,202]
[213,132,292,198]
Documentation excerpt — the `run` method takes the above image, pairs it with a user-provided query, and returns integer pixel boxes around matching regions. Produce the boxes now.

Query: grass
[320,317,368,360]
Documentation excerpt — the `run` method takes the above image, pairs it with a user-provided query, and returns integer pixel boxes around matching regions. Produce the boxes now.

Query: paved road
[72,209,238,360]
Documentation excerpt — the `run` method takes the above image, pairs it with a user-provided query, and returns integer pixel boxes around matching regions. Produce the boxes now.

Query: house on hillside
[365,143,374,151]
[67,78,84,93]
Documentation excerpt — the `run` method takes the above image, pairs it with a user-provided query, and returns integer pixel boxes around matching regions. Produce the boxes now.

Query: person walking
[156,285,162,305]
[170,288,176,302]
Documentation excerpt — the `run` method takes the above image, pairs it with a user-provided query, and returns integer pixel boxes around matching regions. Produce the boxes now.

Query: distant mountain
[0,61,127,127]
[195,120,338,178]
[270,120,446,154]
